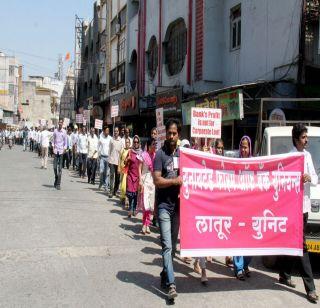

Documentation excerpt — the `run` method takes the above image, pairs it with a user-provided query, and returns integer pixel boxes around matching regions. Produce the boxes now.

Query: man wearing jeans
[153,119,182,300]
[98,126,111,191]
[53,120,67,190]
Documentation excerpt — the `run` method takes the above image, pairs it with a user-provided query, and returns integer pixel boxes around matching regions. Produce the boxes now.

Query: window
[111,17,118,37]
[9,84,14,95]
[147,36,158,79]
[109,68,117,89]
[9,65,15,77]
[118,37,126,63]
[118,62,125,85]
[230,4,241,50]
[119,6,127,29]
[165,19,187,76]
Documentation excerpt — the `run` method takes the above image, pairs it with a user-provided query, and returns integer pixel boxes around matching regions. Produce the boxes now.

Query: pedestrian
[138,138,156,234]
[87,128,99,184]
[77,127,88,178]
[233,135,253,280]
[118,138,131,206]
[108,127,122,198]
[278,123,318,303]
[63,128,72,169]
[28,127,34,152]
[153,118,183,300]
[70,126,79,170]
[121,127,132,148]
[98,126,111,191]
[40,126,50,169]
[151,127,158,140]
[126,135,142,218]
[53,120,67,190]
[22,127,28,151]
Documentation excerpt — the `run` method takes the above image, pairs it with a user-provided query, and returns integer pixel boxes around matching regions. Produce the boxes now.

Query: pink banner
[180,148,304,257]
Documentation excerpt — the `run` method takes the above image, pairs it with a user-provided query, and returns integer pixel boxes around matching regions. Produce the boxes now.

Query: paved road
[0,145,319,307]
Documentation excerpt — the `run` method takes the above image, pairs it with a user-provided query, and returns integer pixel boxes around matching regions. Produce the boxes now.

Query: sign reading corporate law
[218,89,244,121]
[191,107,222,139]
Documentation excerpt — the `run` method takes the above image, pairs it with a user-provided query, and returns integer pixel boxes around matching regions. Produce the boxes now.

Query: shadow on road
[42,184,55,188]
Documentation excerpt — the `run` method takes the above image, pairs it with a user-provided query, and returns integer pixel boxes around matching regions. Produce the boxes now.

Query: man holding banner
[278,123,318,303]
[153,119,182,300]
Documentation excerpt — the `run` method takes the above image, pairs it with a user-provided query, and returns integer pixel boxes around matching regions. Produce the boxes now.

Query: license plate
[306,240,320,253]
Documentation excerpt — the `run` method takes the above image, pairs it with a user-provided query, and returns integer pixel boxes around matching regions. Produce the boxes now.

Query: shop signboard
[156,88,182,115]
[196,96,218,108]
[218,89,244,121]
[118,91,139,117]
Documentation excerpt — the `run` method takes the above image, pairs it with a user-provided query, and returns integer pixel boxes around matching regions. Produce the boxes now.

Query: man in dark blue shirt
[153,118,182,300]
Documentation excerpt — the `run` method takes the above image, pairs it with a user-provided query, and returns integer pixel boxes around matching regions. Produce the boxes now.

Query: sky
[0,0,95,80]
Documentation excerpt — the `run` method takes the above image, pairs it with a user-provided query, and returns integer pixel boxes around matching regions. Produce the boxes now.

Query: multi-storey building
[0,52,21,125]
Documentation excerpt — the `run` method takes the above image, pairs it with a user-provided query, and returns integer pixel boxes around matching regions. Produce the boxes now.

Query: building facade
[0,52,21,124]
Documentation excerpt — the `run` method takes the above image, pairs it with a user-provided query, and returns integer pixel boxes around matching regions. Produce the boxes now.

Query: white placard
[156,125,166,150]
[40,119,46,126]
[95,119,103,130]
[191,108,222,139]
[63,118,70,127]
[156,107,164,127]
[111,105,119,118]
[76,114,83,124]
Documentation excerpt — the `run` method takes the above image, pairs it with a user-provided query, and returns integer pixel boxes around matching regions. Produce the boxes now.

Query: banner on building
[191,108,222,139]
[95,119,103,130]
[218,89,244,121]
[76,114,83,124]
[179,148,304,257]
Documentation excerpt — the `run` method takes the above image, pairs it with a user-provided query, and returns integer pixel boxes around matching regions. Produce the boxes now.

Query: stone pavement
[0,145,319,307]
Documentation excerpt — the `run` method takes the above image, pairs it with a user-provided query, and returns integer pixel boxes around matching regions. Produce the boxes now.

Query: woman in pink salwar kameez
[138,138,156,234]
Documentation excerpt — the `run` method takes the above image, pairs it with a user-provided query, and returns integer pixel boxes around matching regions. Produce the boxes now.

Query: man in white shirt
[87,128,99,184]
[108,126,123,198]
[40,126,50,169]
[77,126,88,178]
[98,126,112,190]
[121,127,132,148]
[279,123,318,303]
[63,128,72,169]
[28,128,34,151]
[70,126,79,170]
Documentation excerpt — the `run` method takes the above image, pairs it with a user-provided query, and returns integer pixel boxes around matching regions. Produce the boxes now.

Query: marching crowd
[2,119,318,303]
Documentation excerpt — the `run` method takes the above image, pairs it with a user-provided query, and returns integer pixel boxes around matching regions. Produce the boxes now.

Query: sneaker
[307,291,318,303]
[56,185,61,190]
[278,277,296,288]
[167,284,178,299]
[236,271,245,281]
